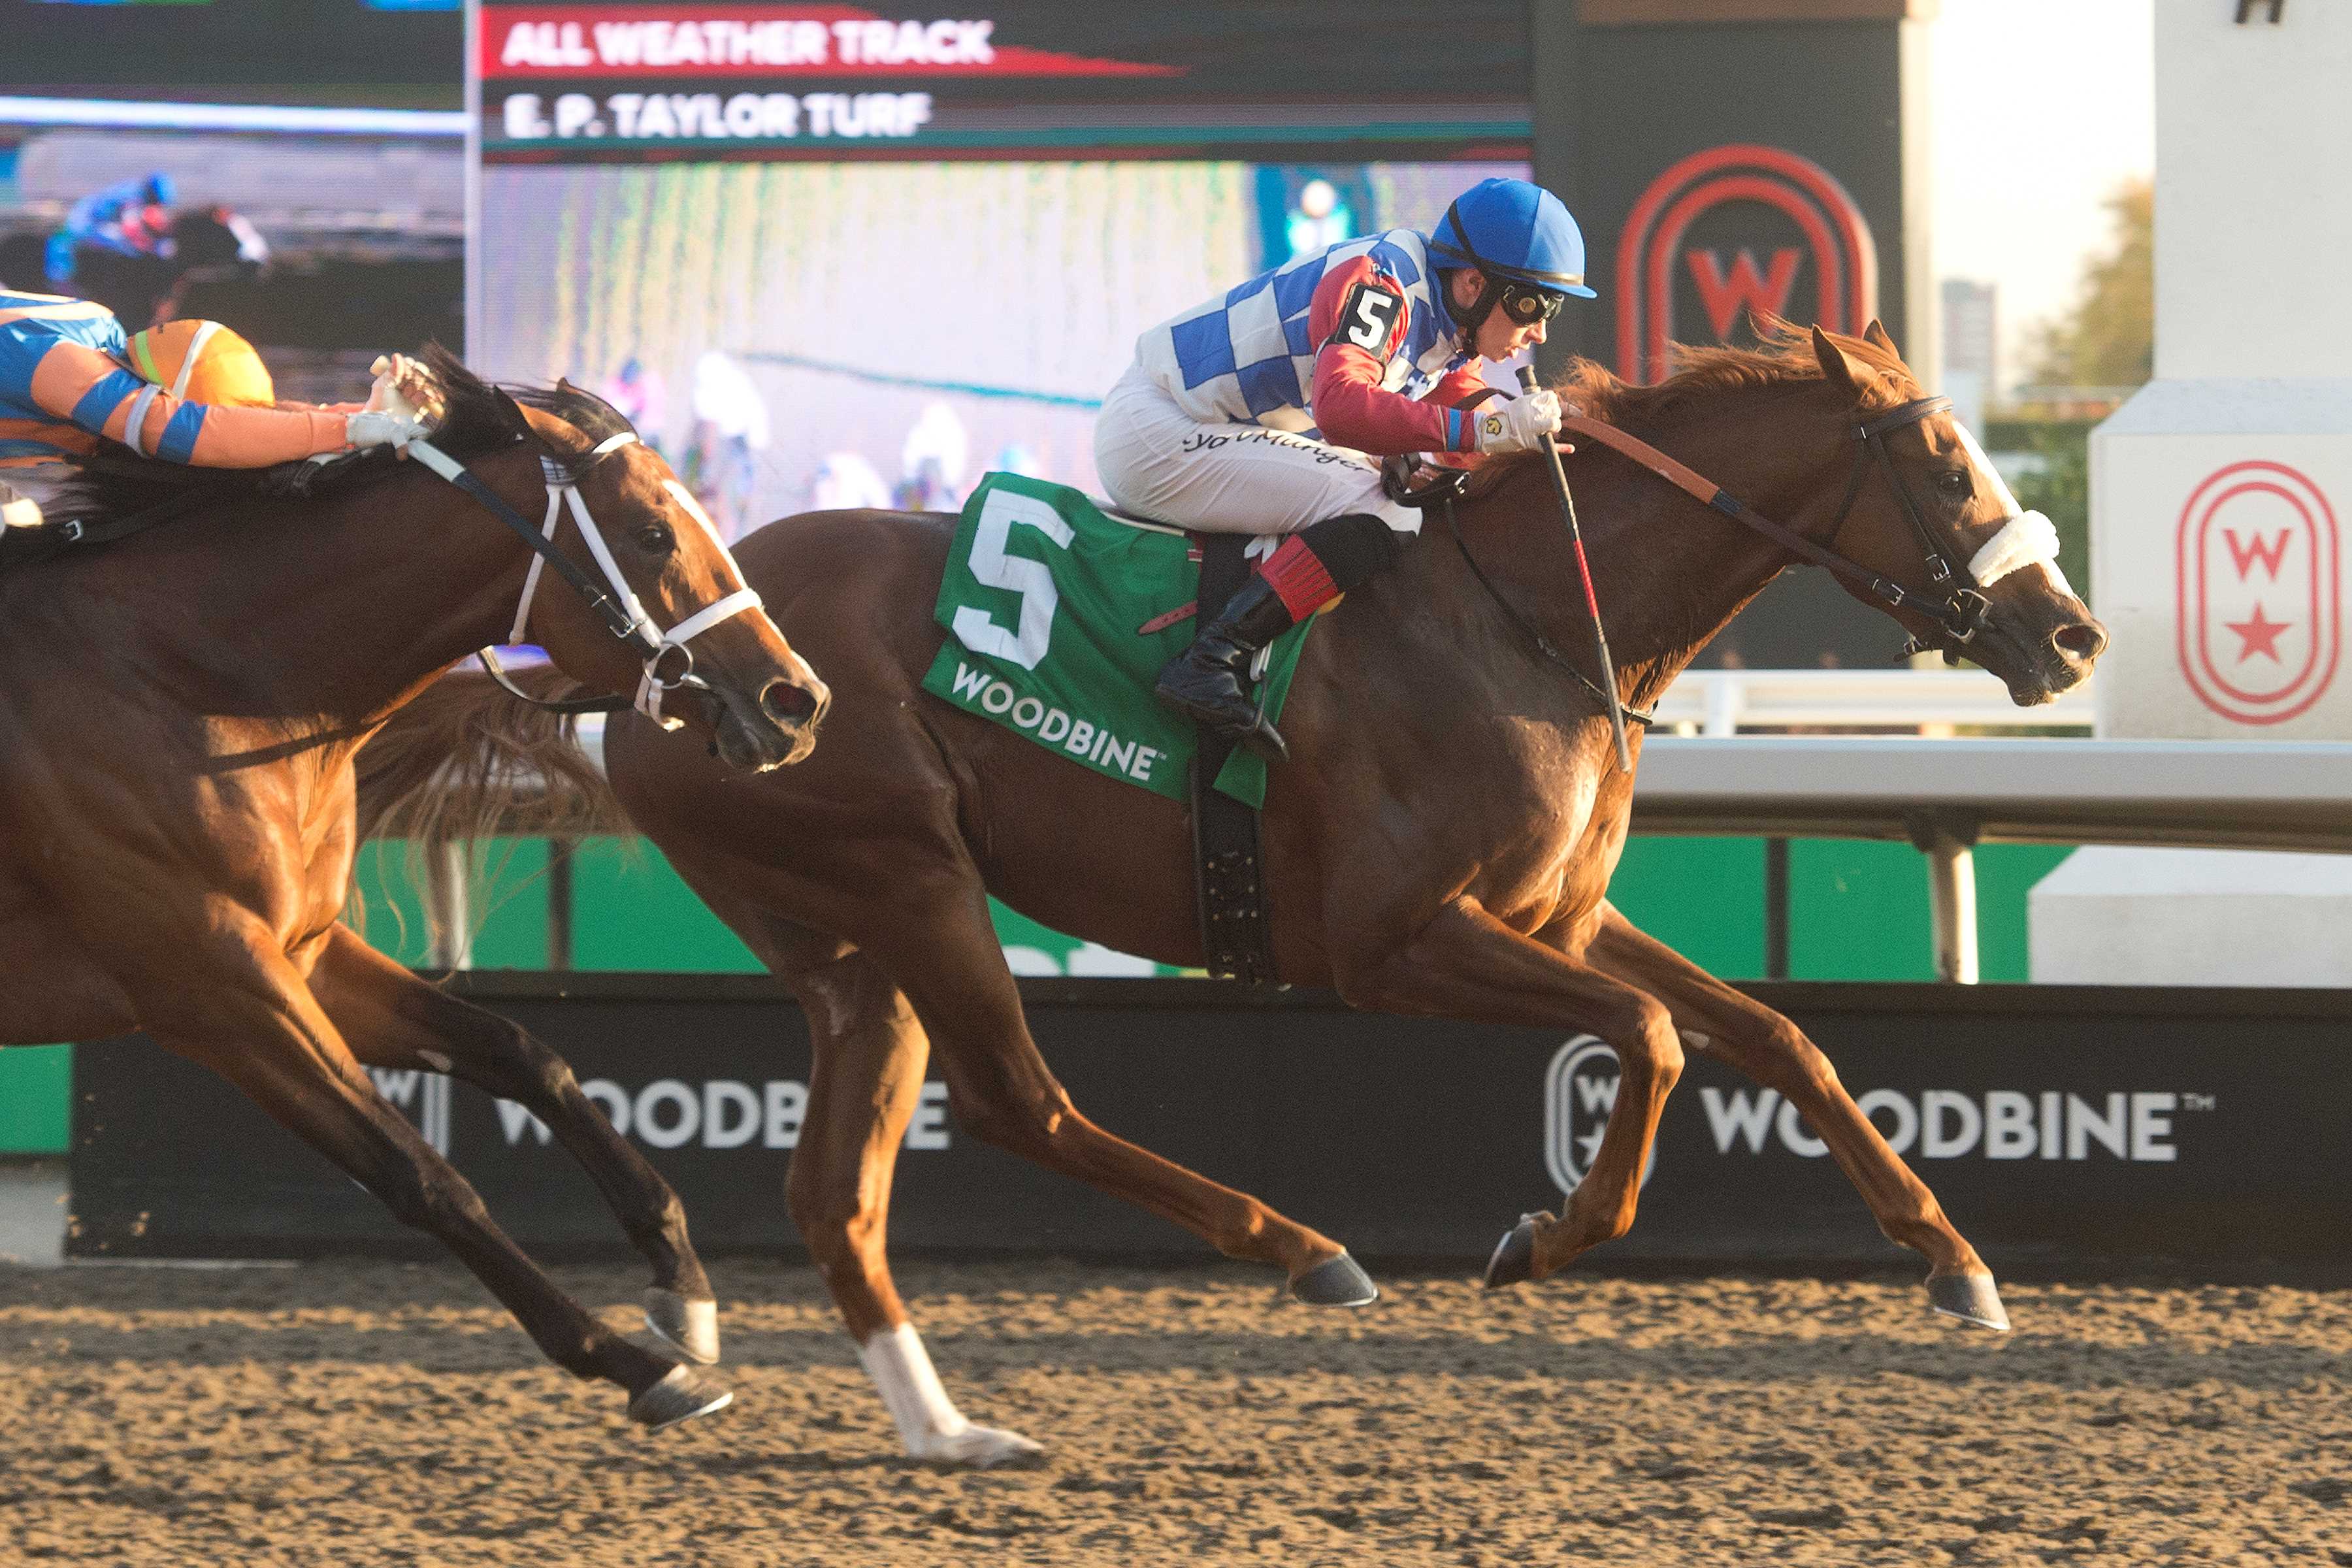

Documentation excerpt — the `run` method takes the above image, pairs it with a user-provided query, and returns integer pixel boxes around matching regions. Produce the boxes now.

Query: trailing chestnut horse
[0,346,829,1429]
[369,323,2106,1463]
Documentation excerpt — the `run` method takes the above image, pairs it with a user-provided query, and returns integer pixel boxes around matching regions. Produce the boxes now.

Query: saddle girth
[1186,532,1280,987]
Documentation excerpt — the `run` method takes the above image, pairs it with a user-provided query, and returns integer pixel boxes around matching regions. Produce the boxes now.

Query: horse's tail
[356,663,621,860]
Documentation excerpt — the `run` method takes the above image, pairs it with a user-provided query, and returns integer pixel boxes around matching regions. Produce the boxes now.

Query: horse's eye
[1935,469,1972,499]
[635,523,675,553]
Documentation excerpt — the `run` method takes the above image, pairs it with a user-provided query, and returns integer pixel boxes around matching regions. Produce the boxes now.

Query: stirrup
[1231,704,1289,764]
[1157,679,1289,764]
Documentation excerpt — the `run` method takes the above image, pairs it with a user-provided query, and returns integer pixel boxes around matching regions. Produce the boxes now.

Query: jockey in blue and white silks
[1094,176,1599,759]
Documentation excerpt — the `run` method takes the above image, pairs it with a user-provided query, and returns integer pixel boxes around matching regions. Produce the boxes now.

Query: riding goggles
[1497,282,1568,326]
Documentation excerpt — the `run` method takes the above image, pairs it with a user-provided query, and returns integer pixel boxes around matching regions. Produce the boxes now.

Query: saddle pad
[921,471,1314,808]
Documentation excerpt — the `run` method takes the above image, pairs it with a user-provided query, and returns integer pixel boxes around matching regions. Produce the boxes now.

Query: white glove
[366,353,447,425]
[0,483,43,531]
[1471,387,1564,457]
[346,410,428,450]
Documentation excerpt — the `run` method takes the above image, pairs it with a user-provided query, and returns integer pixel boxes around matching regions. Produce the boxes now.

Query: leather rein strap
[1554,397,1989,645]
[1422,391,1984,728]
[1438,497,1657,728]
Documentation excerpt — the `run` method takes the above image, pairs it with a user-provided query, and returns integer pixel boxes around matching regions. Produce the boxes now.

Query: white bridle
[408,431,765,728]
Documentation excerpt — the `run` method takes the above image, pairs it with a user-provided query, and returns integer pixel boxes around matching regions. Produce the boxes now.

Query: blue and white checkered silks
[1133,229,1470,432]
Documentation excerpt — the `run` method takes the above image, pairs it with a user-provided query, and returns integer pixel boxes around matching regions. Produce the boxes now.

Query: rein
[11,409,764,727]
[1556,396,1992,648]
[1436,496,1658,728]
[404,431,764,730]
[1420,391,1999,728]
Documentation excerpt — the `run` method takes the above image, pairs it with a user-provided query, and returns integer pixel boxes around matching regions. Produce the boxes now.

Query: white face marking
[659,477,752,583]
[1946,419,2071,595]
[1952,420,2027,518]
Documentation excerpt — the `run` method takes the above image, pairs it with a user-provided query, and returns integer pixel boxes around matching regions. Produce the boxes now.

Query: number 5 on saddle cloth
[921,472,1309,982]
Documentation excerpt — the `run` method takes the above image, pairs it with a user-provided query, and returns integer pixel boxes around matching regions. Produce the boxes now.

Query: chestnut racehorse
[368,324,2106,1463]
[0,348,828,1429]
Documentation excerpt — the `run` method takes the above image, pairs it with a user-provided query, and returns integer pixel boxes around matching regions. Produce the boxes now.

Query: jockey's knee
[1295,511,1404,589]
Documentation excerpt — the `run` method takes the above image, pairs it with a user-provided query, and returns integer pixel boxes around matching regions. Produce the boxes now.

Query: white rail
[1633,736,2352,984]
[1651,668,2095,735]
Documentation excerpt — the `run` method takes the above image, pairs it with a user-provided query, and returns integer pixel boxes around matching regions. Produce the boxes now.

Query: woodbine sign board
[70,976,2352,1281]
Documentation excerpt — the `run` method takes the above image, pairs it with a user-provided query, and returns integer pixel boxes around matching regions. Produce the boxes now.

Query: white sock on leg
[856,1322,1043,1467]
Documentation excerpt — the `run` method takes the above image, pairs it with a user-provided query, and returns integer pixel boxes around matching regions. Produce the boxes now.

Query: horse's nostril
[760,679,819,726]
[2053,621,2108,661]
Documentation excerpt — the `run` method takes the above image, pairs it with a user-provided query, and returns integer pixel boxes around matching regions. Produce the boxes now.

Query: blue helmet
[141,172,176,207]
[1428,178,1597,300]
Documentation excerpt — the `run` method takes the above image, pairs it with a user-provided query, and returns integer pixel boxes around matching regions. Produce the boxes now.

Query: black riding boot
[1153,574,1297,762]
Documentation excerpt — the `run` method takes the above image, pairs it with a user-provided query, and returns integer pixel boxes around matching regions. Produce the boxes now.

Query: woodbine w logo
[1614,143,1879,382]
[1544,1039,2204,1196]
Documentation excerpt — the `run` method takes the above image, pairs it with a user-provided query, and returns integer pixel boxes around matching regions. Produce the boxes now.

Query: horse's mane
[1456,318,1918,506]
[1559,316,1915,431]
[40,342,637,532]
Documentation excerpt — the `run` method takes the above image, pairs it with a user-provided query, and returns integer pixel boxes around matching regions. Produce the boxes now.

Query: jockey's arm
[1305,257,1482,459]
[1408,367,1507,472]
[28,338,351,468]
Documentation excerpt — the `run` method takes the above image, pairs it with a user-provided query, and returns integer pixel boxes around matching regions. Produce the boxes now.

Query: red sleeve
[1306,256,1477,457]
[1424,366,1492,412]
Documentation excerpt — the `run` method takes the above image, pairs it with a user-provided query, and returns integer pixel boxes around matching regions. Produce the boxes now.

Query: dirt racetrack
[3,1256,2347,1566]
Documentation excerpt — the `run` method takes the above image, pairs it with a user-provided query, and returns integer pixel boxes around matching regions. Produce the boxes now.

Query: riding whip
[1517,364,1633,774]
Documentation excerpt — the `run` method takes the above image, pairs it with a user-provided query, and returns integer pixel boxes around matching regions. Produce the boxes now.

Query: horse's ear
[491,385,532,435]
[1861,319,1900,357]
[1810,323,1872,397]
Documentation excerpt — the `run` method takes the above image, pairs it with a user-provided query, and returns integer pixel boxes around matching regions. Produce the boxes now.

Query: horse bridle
[1819,393,1990,651]
[1409,389,2007,715]
[404,431,764,728]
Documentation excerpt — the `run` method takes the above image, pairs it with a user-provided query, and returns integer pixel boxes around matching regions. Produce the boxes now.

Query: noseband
[404,431,764,727]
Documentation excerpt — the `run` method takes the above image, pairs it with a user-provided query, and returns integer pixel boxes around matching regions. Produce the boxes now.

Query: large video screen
[474,157,1528,536]
[477,0,1528,162]
[0,0,461,108]
[0,121,463,410]
[471,1,1531,530]
[0,0,463,421]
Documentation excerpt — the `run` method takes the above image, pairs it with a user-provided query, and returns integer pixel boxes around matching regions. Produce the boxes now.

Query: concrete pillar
[2093,1,2352,739]
[2031,847,2352,985]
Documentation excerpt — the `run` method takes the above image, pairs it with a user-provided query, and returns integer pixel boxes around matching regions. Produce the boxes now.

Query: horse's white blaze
[857,1322,1043,1467]
[1952,421,2024,517]
[1952,421,2072,595]
[659,477,755,586]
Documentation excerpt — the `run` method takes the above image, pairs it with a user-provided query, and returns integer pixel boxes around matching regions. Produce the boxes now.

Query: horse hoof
[1290,1252,1378,1307]
[627,1364,734,1432]
[917,1424,1046,1469]
[644,1288,721,1365]
[1927,1272,2012,1333]
[1483,1215,1541,1291]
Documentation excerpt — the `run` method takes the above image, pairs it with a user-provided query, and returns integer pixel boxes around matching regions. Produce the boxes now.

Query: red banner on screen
[482,5,1182,79]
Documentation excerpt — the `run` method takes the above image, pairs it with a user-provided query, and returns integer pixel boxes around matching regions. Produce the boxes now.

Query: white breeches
[1092,363,1420,536]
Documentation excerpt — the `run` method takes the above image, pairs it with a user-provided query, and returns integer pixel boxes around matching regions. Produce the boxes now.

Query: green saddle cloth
[921,472,1315,809]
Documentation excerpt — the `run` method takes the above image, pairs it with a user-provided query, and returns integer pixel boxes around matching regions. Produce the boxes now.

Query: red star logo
[2227,602,2293,663]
